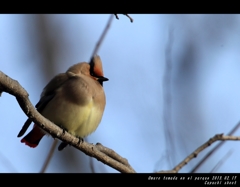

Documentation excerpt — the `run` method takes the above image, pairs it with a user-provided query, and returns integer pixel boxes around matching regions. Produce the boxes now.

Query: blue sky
[0,14,240,173]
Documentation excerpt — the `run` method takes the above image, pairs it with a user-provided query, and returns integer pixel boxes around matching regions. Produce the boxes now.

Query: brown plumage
[18,55,108,150]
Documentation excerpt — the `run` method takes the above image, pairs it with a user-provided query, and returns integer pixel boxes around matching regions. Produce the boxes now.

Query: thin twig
[114,14,119,20]
[0,151,18,172]
[96,143,135,171]
[210,149,233,173]
[91,15,114,59]
[114,14,134,23]
[162,27,175,167]
[89,156,96,173]
[157,134,240,173]
[40,139,58,173]
[190,122,240,173]
[123,14,134,23]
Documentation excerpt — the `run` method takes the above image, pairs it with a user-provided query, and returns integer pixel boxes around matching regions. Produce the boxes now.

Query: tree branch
[210,149,233,173]
[190,121,240,173]
[0,71,135,173]
[40,139,58,173]
[91,15,114,59]
[158,134,240,173]
[114,14,134,23]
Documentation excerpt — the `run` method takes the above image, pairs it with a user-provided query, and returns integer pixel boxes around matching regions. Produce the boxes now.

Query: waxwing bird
[18,55,108,150]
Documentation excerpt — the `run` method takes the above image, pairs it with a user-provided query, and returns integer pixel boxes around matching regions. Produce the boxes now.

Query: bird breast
[41,75,106,138]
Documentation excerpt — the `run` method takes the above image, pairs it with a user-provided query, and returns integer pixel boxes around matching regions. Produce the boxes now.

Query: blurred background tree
[0,14,240,172]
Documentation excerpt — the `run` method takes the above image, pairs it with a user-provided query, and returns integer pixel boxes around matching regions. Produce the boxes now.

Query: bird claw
[58,142,68,151]
[77,137,84,145]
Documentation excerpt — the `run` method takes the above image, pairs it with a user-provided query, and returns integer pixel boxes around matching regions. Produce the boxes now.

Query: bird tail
[21,124,45,148]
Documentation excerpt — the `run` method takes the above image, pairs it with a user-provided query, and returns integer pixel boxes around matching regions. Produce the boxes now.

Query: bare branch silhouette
[190,121,240,173]
[91,15,114,59]
[114,14,119,20]
[158,134,240,173]
[123,14,134,22]
[210,149,233,173]
[40,139,58,173]
[114,14,134,22]
[162,27,175,167]
[0,151,18,172]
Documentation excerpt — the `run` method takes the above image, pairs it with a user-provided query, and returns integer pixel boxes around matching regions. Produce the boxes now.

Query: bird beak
[98,76,109,82]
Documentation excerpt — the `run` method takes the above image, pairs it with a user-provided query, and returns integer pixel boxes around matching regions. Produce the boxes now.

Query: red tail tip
[20,124,45,148]
[21,138,38,148]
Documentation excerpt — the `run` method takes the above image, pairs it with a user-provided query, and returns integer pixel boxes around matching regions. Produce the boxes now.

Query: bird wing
[17,73,70,137]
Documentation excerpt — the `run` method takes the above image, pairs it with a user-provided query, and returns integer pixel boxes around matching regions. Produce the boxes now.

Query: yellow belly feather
[41,96,103,138]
